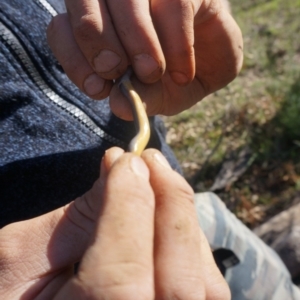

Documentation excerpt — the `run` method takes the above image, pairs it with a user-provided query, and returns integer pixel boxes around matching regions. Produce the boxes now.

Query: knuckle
[165,44,194,62]
[97,285,153,300]
[63,196,97,235]
[73,14,101,42]
[159,283,206,300]
[77,262,154,300]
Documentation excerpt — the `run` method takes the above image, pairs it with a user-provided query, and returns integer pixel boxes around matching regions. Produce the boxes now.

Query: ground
[163,0,300,228]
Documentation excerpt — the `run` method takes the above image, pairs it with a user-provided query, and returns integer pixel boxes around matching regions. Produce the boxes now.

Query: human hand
[0,148,230,299]
[47,0,243,120]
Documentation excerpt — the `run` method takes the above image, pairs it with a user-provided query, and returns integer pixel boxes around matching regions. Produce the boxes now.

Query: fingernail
[170,71,189,85]
[154,152,171,169]
[84,73,105,96]
[133,54,159,79]
[93,50,121,73]
[130,156,149,180]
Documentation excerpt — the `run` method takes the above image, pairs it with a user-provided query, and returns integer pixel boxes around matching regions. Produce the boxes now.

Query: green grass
[164,0,300,228]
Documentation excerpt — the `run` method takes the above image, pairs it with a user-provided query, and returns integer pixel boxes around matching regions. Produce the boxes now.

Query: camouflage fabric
[194,192,300,300]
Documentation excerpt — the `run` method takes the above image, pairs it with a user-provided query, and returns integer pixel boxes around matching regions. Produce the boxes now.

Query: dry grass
[163,0,300,228]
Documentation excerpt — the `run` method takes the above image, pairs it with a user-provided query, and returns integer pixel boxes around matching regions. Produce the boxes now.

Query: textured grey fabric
[195,192,300,299]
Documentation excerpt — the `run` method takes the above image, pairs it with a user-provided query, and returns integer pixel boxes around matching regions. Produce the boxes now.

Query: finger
[56,154,155,299]
[47,13,113,99]
[142,149,230,300]
[106,0,165,83]
[193,0,243,93]
[70,147,125,228]
[64,0,128,80]
[0,148,124,297]
[99,147,125,181]
[151,0,196,85]
[109,72,204,120]
[142,149,205,299]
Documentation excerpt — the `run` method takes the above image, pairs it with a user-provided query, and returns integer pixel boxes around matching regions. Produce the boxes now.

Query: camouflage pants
[194,192,300,300]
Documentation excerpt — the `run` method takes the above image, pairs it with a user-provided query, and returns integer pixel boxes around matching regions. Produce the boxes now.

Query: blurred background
[163,0,300,229]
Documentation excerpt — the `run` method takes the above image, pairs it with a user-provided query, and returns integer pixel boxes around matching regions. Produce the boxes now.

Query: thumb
[0,147,124,297]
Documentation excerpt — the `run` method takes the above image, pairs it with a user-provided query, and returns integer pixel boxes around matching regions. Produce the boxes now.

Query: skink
[118,68,150,156]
